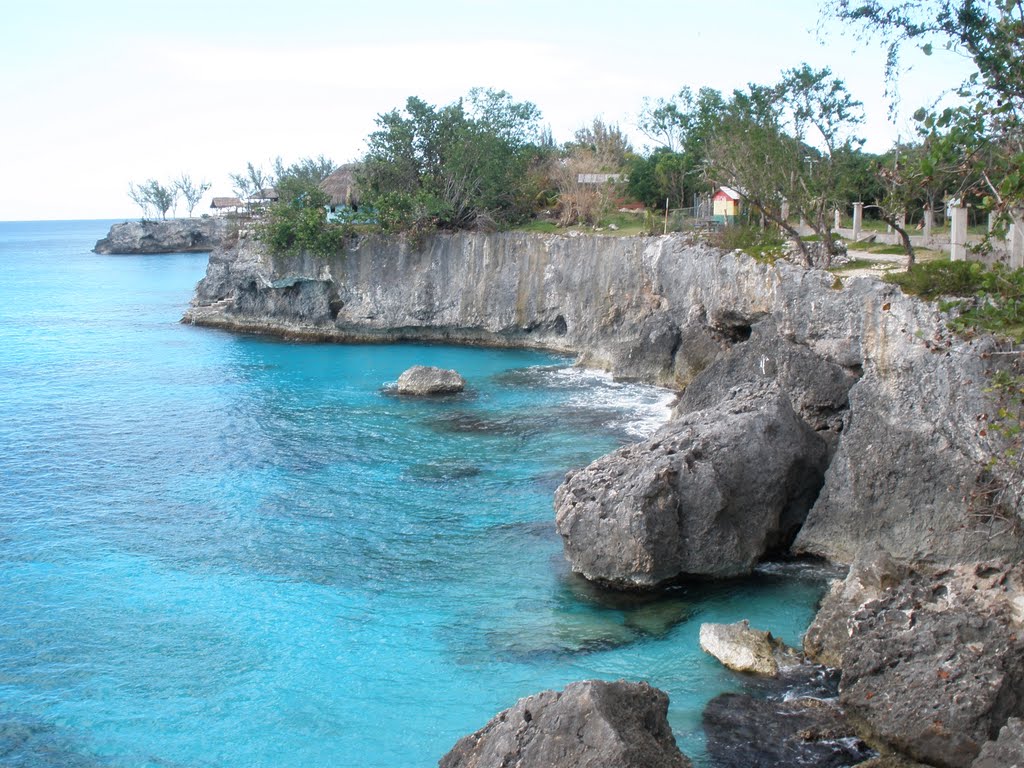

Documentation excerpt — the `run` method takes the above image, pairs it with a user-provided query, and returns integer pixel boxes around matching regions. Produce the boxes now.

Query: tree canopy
[359,89,545,233]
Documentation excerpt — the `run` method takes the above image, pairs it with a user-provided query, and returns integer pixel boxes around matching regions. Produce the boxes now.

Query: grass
[511,210,649,237]
[830,258,887,272]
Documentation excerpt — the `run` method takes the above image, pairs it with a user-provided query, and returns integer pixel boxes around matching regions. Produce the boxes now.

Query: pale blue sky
[0,0,974,220]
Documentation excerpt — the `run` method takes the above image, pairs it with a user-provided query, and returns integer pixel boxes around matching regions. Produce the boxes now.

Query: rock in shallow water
[699,620,799,677]
[439,679,690,768]
[554,383,827,588]
[395,365,466,395]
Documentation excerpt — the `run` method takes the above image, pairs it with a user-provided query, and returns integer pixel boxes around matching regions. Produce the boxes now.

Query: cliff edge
[184,231,1023,568]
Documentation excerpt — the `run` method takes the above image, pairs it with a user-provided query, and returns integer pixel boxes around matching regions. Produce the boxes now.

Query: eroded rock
[839,562,1024,768]
[803,549,910,668]
[94,218,233,254]
[554,384,827,588]
[439,679,690,768]
[396,365,466,395]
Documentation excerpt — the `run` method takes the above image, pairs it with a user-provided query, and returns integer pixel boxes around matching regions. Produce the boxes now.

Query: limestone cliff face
[94,218,235,254]
[184,231,1024,566]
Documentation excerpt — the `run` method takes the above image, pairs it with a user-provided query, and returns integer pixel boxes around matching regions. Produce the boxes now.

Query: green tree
[360,89,543,234]
[827,0,1024,222]
[230,163,273,214]
[635,87,726,207]
[705,65,864,266]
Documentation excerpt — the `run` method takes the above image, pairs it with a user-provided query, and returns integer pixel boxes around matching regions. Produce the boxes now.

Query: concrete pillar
[950,206,969,261]
[1009,209,1024,269]
[923,208,933,241]
[834,209,842,230]
[852,202,863,241]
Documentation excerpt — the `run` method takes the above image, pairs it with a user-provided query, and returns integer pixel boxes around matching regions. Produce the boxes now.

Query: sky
[0,0,977,221]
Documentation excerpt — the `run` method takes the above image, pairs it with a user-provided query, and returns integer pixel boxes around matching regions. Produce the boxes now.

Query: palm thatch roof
[211,197,243,209]
[320,164,361,209]
[253,188,279,202]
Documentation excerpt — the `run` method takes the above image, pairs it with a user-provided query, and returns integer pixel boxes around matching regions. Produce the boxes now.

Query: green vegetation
[709,224,787,263]
[256,159,351,257]
[359,89,545,234]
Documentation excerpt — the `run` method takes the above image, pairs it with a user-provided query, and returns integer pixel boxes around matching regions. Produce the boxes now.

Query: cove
[0,220,827,767]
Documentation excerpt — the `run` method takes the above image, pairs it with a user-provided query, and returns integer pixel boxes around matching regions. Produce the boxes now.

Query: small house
[713,187,741,223]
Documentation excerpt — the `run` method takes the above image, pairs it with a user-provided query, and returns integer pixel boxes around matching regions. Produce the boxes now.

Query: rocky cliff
[184,231,1024,568]
[94,218,235,254]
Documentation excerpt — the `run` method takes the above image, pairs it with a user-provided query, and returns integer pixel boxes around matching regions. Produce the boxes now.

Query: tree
[128,182,153,219]
[272,156,337,208]
[635,87,726,207]
[827,1,1024,223]
[174,174,211,217]
[705,65,865,266]
[230,162,273,214]
[127,179,178,220]
[359,89,543,233]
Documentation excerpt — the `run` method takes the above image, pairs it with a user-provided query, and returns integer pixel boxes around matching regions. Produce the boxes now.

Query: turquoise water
[0,220,827,767]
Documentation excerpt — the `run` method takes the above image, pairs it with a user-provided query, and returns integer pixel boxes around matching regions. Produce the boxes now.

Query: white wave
[539,365,676,439]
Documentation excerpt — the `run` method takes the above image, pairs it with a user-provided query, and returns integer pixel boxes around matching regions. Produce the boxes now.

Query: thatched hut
[210,197,243,215]
[320,164,361,212]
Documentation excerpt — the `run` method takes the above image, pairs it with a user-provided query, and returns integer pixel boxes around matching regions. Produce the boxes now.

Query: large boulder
[839,562,1024,768]
[396,365,466,395]
[699,620,799,676]
[675,318,859,438]
[439,679,690,768]
[554,384,827,588]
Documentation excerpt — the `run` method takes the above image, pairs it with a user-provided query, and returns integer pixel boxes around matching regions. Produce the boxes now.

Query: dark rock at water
[439,679,691,768]
[839,562,1024,768]
[972,717,1024,768]
[555,383,828,588]
[703,693,874,768]
[396,365,466,395]
[428,412,536,437]
[94,217,233,254]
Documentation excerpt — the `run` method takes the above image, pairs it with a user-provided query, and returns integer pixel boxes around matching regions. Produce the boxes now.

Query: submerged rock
[699,620,799,676]
[554,383,827,588]
[838,562,1024,768]
[703,692,873,768]
[396,365,466,395]
[439,679,690,768]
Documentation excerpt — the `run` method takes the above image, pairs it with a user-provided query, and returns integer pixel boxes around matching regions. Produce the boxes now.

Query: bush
[257,181,350,257]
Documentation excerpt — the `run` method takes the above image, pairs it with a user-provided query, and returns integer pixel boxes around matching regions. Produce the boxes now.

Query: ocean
[0,219,827,767]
